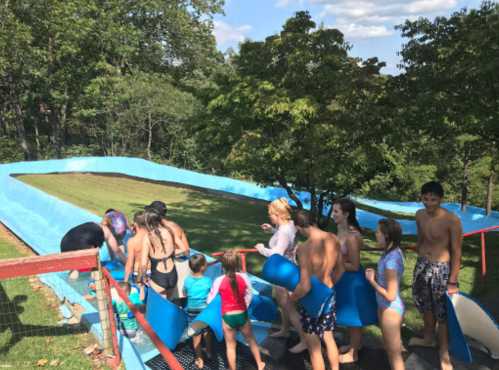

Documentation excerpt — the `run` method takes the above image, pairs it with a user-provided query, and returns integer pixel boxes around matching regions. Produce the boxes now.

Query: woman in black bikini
[140,209,177,299]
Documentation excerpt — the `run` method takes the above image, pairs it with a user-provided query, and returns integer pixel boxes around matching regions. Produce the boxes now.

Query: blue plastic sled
[145,288,188,350]
[262,254,334,318]
[102,260,125,281]
[249,294,278,323]
[192,293,278,342]
[335,270,378,327]
[192,295,224,341]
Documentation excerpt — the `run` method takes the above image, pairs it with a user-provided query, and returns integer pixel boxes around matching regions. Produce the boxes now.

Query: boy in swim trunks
[410,181,462,370]
[290,210,340,370]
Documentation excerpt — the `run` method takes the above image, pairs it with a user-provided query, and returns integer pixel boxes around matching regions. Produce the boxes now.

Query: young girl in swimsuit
[140,210,177,299]
[207,250,265,370]
[365,219,405,370]
[332,198,363,364]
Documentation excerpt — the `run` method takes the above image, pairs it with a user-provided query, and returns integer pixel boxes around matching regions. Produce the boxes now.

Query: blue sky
[213,0,484,75]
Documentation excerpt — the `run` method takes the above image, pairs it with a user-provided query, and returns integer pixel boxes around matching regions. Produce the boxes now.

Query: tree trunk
[147,114,152,160]
[50,110,62,158]
[14,103,31,160]
[310,187,318,225]
[460,157,470,212]
[485,168,495,215]
[276,175,303,209]
[33,119,40,159]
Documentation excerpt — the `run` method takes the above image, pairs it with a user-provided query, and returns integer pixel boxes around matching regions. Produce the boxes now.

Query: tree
[204,12,391,226]
[398,1,499,214]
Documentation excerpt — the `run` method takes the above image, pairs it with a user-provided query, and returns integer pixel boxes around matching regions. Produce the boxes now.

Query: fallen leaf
[36,359,48,366]
[83,343,98,356]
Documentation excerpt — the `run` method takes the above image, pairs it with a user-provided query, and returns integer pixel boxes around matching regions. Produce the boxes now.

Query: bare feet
[408,336,436,348]
[270,329,290,338]
[194,356,204,369]
[289,340,307,354]
[339,348,358,364]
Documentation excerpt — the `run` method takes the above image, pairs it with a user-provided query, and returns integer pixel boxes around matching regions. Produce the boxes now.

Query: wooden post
[92,266,114,358]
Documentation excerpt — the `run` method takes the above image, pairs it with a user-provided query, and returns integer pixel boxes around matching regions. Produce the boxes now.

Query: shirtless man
[410,181,462,370]
[289,210,340,370]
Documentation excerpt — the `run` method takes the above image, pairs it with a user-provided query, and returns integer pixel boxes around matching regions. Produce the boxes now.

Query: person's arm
[177,229,190,255]
[289,245,311,301]
[366,268,399,302]
[102,225,127,264]
[241,273,253,307]
[124,239,136,282]
[255,228,290,257]
[207,276,223,304]
[447,216,463,294]
[138,236,151,283]
[343,234,361,271]
[415,211,423,253]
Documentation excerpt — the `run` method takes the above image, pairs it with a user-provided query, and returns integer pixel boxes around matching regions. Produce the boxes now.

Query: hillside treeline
[1,1,497,222]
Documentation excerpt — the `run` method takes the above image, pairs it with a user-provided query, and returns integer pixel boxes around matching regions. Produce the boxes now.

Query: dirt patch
[0,222,37,256]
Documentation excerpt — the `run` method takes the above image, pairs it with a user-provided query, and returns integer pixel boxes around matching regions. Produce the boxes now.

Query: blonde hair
[269,198,292,221]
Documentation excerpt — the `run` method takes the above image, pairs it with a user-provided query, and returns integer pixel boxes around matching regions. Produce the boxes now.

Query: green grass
[0,232,102,369]
[17,173,499,343]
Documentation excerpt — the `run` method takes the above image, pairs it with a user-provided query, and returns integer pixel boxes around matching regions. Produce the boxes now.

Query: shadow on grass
[0,285,87,356]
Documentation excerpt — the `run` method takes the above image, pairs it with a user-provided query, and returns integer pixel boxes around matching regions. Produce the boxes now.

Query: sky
[212,0,484,75]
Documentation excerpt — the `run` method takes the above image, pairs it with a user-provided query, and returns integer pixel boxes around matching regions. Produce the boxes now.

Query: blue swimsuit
[376,248,405,316]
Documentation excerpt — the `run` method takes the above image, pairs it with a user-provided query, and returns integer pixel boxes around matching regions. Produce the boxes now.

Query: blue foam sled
[192,295,224,341]
[145,288,188,350]
[446,294,472,363]
[249,294,278,323]
[102,260,125,281]
[262,254,334,318]
[335,270,378,327]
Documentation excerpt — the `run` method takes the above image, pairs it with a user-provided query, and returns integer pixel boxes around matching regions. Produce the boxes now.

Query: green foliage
[202,11,391,224]
[0,137,24,163]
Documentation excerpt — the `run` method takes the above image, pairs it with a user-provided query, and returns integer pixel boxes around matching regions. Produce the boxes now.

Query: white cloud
[320,0,458,21]
[316,0,458,39]
[334,23,393,39]
[213,21,252,46]
[275,0,305,7]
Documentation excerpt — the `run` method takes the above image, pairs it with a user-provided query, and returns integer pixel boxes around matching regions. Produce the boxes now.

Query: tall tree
[398,1,499,214]
[205,12,391,226]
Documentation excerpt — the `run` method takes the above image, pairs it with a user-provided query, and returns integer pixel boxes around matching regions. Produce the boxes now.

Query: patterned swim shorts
[412,256,450,322]
[299,293,336,337]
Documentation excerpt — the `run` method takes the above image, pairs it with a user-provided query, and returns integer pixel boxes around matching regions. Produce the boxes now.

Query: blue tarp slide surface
[354,197,499,235]
[1,157,496,368]
[1,157,497,236]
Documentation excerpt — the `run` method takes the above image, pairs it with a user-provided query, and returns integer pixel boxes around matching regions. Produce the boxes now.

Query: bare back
[416,208,461,262]
[298,227,339,288]
[144,227,175,272]
[128,231,147,271]
[161,219,190,254]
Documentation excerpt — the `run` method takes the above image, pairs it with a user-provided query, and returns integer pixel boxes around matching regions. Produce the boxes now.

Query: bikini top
[148,230,174,270]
